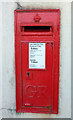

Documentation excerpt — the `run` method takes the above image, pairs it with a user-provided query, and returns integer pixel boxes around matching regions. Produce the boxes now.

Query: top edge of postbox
[14,9,60,13]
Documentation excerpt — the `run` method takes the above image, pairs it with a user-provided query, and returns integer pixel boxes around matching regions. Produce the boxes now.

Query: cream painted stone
[1,1,71,118]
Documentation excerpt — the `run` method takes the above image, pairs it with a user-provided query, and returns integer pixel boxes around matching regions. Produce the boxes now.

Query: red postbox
[15,9,60,114]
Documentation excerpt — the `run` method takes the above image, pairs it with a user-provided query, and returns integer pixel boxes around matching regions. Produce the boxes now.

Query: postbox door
[21,42,53,108]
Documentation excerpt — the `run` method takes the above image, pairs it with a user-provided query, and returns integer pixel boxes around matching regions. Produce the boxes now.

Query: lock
[26,72,32,80]
[15,9,60,114]
[27,72,30,77]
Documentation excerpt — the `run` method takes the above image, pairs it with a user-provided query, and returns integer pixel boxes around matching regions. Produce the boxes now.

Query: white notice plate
[29,43,45,69]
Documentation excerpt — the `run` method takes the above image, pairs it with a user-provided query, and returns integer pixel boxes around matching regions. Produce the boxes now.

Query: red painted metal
[14,9,60,114]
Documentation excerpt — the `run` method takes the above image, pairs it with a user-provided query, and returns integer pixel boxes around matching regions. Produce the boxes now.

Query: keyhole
[27,72,30,77]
